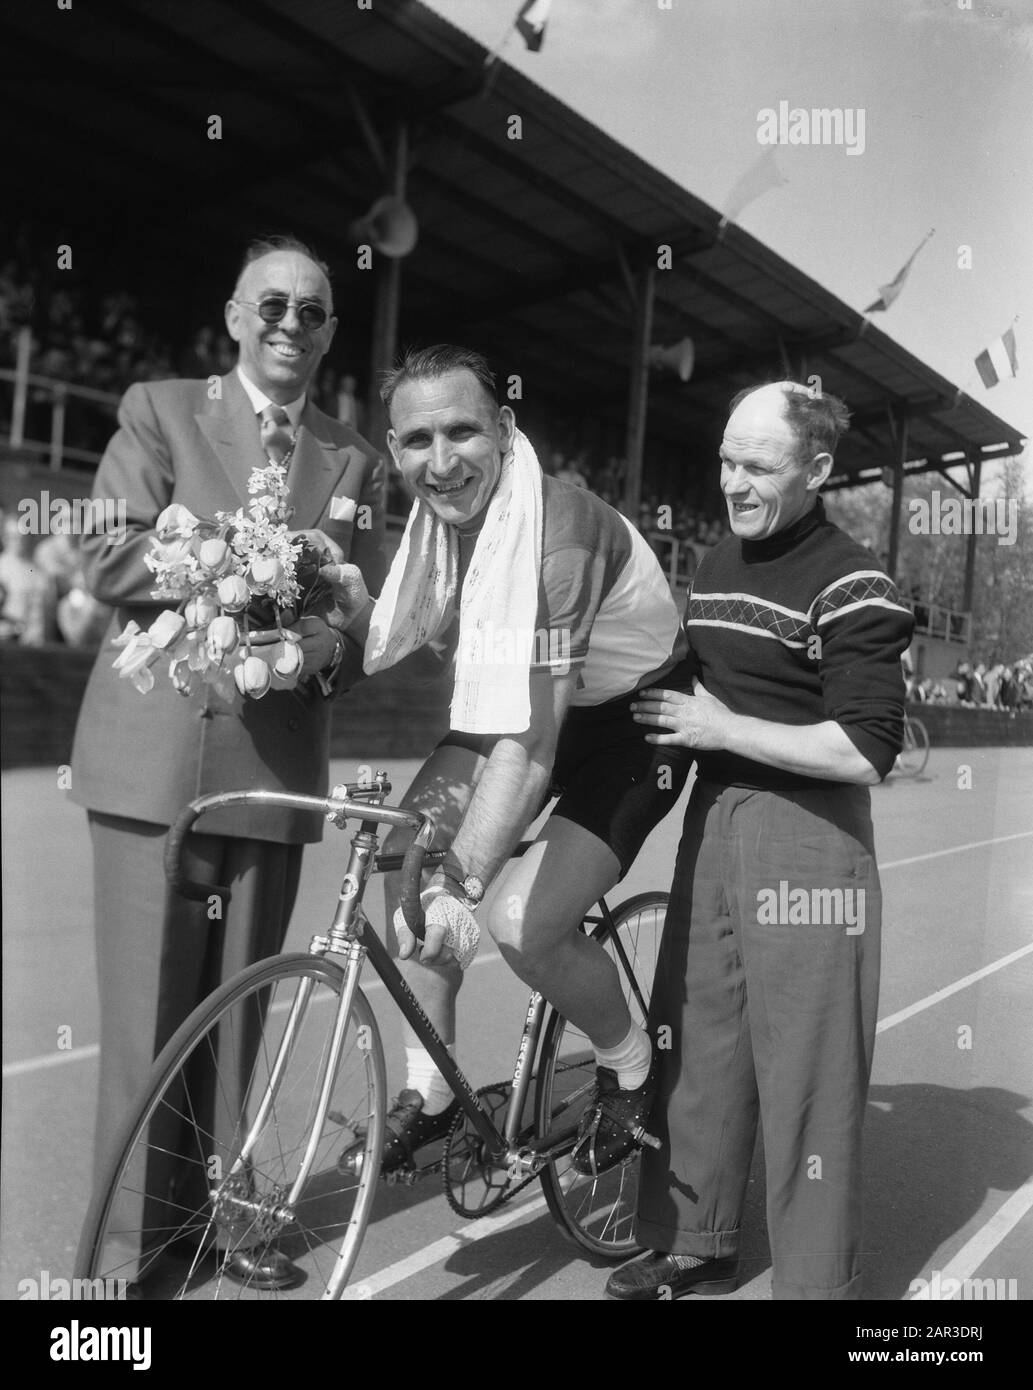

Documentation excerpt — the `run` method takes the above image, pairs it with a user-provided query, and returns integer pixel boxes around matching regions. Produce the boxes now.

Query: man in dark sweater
[607,381,914,1301]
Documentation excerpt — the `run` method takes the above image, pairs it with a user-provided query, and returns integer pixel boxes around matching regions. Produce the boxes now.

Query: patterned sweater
[682,498,914,787]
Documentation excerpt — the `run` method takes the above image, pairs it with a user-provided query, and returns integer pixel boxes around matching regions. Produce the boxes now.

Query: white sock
[593,1022,652,1090]
[404,1044,456,1116]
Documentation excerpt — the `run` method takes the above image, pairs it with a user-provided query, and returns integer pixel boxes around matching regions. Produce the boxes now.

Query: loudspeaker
[648,336,695,382]
[351,195,419,259]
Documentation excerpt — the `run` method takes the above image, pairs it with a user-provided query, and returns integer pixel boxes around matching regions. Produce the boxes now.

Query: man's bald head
[729,381,850,470]
[225,235,337,405]
[719,381,849,540]
[232,235,333,308]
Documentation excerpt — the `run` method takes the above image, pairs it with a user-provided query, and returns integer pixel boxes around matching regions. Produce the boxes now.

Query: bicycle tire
[535,892,668,1260]
[897,715,930,777]
[76,953,386,1300]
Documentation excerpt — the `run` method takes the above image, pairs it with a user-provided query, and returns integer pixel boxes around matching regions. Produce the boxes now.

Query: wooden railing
[906,597,971,647]
[1,361,119,471]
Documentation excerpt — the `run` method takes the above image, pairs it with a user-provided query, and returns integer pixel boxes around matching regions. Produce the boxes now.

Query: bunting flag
[515,0,552,52]
[864,229,935,313]
[974,325,1019,389]
[719,149,788,227]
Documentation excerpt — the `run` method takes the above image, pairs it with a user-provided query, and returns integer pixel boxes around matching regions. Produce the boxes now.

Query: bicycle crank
[442,1082,538,1218]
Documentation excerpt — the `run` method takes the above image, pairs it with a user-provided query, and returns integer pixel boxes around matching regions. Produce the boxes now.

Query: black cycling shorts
[438,687,695,879]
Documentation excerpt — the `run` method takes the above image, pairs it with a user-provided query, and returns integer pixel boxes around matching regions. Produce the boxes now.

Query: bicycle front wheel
[897,715,930,777]
[535,892,668,1260]
[76,953,386,1300]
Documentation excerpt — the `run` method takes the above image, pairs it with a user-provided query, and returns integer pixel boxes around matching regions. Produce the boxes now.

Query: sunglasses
[235,297,330,330]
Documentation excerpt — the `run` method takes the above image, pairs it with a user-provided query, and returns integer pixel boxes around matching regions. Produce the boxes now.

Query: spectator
[0,515,58,645]
[954,661,974,705]
[33,531,111,647]
[984,663,1006,710]
[316,365,339,416]
[214,333,235,373]
[335,372,362,431]
[179,326,216,378]
[556,455,589,489]
[971,662,988,706]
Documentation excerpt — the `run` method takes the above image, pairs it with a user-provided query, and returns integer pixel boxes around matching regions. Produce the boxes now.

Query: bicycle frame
[166,780,641,1215]
[335,893,626,1177]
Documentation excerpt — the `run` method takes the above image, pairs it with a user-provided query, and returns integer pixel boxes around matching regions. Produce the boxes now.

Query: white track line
[5,831,1030,1079]
[875,942,1033,1034]
[1,949,503,1078]
[909,1178,1033,1299]
[881,829,1033,870]
[3,1042,99,1077]
[340,1192,551,1300]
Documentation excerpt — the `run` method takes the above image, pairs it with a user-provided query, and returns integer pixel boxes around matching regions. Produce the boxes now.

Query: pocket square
[329,495,357,522]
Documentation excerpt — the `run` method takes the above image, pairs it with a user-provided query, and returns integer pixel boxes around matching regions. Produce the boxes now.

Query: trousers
[87,812,303,1275]
[636,780,881,1299]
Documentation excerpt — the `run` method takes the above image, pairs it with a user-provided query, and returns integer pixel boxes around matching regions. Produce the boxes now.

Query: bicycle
[895,710,930,777]
[76,774,669,1300]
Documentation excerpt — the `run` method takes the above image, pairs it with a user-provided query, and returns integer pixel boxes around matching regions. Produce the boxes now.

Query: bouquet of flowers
[112,461,354,703]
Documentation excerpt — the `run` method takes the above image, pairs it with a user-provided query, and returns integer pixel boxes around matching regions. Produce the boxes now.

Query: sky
[422,0,1032,457]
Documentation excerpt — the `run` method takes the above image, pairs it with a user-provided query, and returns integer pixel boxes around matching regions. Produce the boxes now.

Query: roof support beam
[886,412,908,583]
[962,457,982,615]
[366,123,410,451]
[623,266,656,521]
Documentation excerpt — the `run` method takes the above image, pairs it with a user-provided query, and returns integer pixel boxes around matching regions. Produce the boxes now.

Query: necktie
[260,404,295,466]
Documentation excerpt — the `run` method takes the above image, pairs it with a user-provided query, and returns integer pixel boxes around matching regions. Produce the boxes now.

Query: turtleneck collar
[740,495,826,562]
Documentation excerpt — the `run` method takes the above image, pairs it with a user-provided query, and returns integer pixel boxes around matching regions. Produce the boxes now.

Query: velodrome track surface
[2,747,1031,1302]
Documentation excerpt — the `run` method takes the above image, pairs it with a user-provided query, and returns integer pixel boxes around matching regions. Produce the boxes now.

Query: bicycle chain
[441,1081,538,1218]
[438,1066,596,1216]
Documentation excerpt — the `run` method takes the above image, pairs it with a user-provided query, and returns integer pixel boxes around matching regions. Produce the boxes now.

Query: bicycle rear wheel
[897,715,930,777]
[535,892,668,1260]
[76,953,386,1300]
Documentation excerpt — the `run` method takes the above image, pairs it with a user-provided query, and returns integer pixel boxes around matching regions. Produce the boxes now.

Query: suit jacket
[71,371,387,843]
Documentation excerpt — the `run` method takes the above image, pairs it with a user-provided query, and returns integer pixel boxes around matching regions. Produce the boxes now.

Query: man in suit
[71,235,386,1290]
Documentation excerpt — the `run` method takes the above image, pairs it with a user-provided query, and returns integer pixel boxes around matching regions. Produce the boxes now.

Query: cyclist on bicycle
[328,344,695,1177]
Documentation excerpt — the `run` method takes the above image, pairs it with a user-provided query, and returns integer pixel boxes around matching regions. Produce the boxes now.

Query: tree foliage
[823,457,1033,664]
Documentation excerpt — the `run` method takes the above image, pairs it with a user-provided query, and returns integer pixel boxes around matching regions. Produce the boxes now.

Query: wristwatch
[442,856,485,909]
[315,628,347,698]
[459,873,485,907]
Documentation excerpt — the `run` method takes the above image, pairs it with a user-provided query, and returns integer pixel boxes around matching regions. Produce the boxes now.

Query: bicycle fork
[211,833,381,1237]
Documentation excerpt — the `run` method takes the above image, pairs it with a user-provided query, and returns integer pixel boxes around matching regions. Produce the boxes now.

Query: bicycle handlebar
[163,788,434,937]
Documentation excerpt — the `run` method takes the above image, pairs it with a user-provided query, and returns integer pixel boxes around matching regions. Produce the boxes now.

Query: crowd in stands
[0,259,775,646]
[905,656,1033,712]
[0,511,109,648]
[0,258,368,453]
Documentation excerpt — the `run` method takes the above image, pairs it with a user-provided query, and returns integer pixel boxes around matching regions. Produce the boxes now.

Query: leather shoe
[222,1247,304,1291]
[605,1250,738,1301]
[374,1090,460,1174]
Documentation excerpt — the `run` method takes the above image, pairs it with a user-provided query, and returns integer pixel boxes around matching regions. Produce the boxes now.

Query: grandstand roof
[7,0,1026,490]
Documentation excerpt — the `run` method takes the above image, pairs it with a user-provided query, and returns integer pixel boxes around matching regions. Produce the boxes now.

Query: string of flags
[497,7,1019,397]
[515,0,552,52]
[862,237,1019,391]
[864,230,935,313]
[719,148,788,229]
[974,325,1019,390]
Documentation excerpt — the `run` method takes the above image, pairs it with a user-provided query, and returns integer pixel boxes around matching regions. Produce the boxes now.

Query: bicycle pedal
[617,1118,662,1151]
[382,1160,439,1186]
[382,1166,410,1186]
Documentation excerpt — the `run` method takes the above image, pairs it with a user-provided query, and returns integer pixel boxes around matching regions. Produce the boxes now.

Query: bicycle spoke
[536,894,667,1259]
[78,958,386,1300]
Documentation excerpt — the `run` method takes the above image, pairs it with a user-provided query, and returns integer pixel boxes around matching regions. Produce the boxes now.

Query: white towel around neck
[363,429,544,734]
